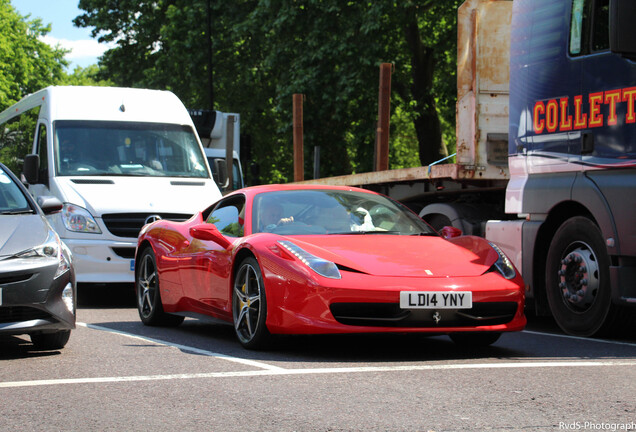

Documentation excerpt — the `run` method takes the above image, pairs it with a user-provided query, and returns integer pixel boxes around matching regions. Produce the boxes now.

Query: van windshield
[54,120,209,178]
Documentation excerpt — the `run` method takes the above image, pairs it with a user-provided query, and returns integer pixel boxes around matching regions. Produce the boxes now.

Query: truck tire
[426,214,453,232]
[545,216,615,336]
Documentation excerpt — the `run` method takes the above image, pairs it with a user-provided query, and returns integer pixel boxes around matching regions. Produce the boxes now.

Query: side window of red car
[206,195,246,237]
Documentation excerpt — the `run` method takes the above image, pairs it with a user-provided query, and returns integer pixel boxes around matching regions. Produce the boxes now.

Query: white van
[0,86,222,286]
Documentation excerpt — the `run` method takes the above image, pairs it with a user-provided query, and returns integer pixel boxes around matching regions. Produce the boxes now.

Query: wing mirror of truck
[23,154,39,184]
[441,226,463,239]
[213,159,230,191]
[189,223,232,249]
[610,0,636,58]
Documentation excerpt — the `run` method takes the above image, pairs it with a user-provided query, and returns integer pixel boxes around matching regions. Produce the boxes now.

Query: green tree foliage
[73,0,458,184]
[61,64,112,86]
[0,1,111,173]
[0,0,66,172]
[0,0,68,107]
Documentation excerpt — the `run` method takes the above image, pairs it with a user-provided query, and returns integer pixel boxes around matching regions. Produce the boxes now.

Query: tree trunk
[404,16,445,166]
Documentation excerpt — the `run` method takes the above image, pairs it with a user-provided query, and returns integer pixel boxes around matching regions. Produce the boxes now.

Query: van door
[27,121,53,199]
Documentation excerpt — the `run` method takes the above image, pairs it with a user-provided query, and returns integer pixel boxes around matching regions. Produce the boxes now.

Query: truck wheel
[545,216,614,336]
[426,214,452,232]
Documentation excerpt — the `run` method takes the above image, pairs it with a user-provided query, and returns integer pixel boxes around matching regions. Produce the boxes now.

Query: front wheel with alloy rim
[232,257,271,349]
[135,247,184,327]
[545,216,615,336]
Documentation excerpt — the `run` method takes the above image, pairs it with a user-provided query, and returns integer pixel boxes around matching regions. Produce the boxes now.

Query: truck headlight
[61,203,101,234]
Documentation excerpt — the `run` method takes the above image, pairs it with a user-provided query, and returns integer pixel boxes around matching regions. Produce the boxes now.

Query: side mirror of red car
[441,225,462,239]
[189,223,232,249]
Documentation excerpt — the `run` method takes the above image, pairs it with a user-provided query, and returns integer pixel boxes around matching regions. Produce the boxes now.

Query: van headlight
[61,203,101,233]
[488,242,516,280]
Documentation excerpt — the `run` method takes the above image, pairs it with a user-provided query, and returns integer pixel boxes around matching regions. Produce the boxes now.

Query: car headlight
[278,240,341,279]
[61,203,101,233]
[488,242,516,280]
[14,231,71,279]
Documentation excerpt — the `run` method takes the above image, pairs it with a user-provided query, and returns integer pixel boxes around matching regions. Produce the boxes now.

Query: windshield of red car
[252,190,436,235]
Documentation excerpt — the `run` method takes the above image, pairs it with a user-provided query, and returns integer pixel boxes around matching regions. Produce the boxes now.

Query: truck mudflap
[610,263,636,306]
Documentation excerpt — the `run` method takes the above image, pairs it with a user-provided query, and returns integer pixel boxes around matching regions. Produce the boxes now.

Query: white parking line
[2,360,635,389]
[77,322,284,371]
[522,330,636,347]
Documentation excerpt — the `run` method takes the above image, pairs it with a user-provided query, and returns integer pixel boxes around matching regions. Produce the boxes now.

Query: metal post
[226,115,235,191]
[313,146,320,179]
[293,94,304,182]
[375,63,392,171]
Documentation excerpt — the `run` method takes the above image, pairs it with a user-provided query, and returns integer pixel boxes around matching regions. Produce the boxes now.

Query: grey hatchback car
[0,162,76,350]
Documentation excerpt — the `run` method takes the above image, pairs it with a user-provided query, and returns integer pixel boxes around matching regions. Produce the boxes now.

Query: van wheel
[545,217,614,336]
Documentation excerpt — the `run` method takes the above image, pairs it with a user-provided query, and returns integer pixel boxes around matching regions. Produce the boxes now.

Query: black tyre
[136,247,184,327]
[545,216,614,336]
[232,257,271,349]
[30,330,71,350]
[449,332,501,347]
[426,214,453,232]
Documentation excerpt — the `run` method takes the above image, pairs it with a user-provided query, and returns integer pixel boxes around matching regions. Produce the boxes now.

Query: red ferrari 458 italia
[135,184,526,349]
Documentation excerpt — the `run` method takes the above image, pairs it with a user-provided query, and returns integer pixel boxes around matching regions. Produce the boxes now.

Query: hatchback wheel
[30,330,71,350]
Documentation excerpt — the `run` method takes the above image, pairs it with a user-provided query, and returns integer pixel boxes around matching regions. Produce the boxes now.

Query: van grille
[102,213,192,238]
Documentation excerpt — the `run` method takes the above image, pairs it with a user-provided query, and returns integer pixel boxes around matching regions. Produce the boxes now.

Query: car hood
[55,177,221,216]
[0,214,50,257]
[286,235,499,278]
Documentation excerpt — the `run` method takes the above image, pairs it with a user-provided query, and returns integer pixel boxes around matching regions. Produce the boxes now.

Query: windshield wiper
[1,210,35,215]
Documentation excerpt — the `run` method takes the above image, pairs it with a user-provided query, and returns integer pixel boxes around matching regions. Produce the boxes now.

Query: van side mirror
[441,226,463,239]
[36,196,63,214]
[23,154,40,184]
[610,0,636,58]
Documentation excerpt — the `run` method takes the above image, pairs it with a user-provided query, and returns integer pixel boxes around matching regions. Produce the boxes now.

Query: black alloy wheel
[136,247,184,327]
[232,257,271,349]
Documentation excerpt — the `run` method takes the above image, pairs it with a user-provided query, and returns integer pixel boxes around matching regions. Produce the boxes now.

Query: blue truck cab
[507,0,636,335]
